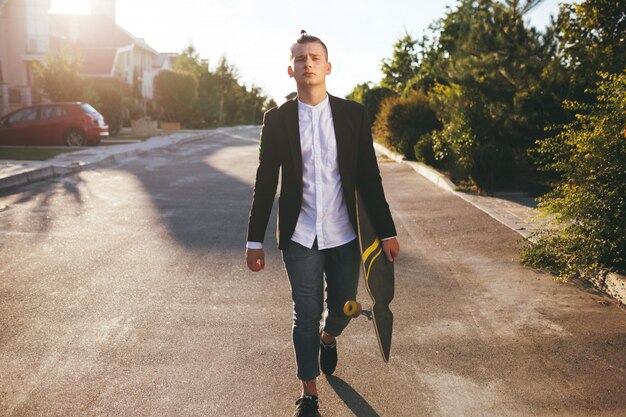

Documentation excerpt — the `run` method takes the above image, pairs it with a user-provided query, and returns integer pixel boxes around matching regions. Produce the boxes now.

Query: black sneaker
[293,395,319,417]
[320,336,337,375]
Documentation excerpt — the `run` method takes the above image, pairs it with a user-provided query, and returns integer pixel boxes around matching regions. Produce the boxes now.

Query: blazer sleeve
[247,110,280,243]
[355,106,397,239]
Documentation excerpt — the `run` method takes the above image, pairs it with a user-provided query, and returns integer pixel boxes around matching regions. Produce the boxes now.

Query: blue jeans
[281,238,361,381]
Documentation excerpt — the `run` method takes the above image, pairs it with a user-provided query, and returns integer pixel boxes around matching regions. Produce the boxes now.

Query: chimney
[90,0,116,22]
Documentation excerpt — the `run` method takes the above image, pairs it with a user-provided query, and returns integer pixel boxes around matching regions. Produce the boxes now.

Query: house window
[25,6,49,54]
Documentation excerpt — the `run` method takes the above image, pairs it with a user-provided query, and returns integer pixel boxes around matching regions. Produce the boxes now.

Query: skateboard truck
[343,301,373,320]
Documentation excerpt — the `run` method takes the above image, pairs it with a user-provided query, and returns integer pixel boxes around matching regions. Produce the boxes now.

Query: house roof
[49,14,158,55]
[80,47,118,76]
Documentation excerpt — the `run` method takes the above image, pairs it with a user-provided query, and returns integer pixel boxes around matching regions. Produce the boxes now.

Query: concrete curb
[374,143,455,193]
[606,273,626,304]
[373,141,626,306]
[591,272,626,306]
[0,165,55,189]
[0,131,218,192]
[374,142,537,237]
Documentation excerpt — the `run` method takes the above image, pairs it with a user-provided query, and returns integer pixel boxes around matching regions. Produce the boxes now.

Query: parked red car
[0,102,109,146]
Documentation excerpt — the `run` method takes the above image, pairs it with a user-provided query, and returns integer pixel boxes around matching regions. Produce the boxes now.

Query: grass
[0,147,79,161]
[0,133,156,160]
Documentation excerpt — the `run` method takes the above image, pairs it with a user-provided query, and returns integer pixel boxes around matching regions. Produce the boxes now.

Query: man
[246,31,399,417]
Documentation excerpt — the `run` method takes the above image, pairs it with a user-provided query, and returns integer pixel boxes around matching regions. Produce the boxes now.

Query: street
[1,126,624,417]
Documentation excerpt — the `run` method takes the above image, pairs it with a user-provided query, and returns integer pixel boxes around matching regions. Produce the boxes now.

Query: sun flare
[49,0,90,15]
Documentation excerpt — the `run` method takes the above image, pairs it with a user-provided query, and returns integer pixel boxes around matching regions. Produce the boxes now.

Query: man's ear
[326,62,332,75]
[287,65,295,78]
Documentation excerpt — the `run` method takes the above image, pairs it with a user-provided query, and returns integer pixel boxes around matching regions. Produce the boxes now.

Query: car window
[80,103,99,114]
[7,107,38,123]
[40,105,67,120]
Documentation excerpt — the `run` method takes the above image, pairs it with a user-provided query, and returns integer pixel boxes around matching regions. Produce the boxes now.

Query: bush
[122,97,144,127]
[413,133,437,166]
[34,45,86,102]
[153,70,198,124]
[521,72,626,279]
[470,143,516,191]
[373,90,441,159]
[346,83,394,124]
[413,132,451,170]
[429,79,529,191]
[93,85,123,135]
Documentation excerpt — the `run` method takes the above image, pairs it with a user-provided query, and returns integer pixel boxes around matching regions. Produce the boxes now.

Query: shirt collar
[297,94,329,112]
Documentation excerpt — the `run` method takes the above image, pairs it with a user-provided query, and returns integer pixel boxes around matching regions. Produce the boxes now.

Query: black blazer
[247,94,396,250]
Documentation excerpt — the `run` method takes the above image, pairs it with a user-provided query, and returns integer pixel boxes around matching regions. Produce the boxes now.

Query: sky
[49,0,573,104]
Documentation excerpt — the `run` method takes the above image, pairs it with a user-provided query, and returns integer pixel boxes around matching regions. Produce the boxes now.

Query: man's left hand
[382,238,400,262]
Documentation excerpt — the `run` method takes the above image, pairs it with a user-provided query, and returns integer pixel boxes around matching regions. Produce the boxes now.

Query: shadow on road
[326,375,381,417]
[0,174,87,235]
[0,128,265,251]
[115,129,264,251]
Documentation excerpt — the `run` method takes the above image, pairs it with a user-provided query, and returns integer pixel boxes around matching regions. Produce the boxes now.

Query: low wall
[131,118,158,137]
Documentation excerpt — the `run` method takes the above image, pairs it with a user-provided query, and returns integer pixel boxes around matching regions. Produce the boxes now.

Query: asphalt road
[0,126,624,417]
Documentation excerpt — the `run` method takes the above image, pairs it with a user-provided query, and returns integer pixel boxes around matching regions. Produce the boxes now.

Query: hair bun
[300,30,307,36]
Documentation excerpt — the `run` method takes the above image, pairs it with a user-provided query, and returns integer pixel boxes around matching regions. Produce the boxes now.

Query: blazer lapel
[283,98,303,189]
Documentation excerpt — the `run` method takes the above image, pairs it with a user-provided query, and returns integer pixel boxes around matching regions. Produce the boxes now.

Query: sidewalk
[374,142,626,305]
[0,130,220,192]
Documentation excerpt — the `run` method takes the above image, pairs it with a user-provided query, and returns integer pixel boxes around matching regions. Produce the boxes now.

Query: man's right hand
[246,248,265,272]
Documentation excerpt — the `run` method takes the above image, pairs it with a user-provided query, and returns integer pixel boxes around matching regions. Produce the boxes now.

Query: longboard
[344,191,394,362]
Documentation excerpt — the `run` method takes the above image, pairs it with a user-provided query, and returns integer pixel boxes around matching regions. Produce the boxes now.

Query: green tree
[153,69,198,124]
[521,72,626,279]
[173,47,273,127]
[174,44,208,80]
[346,82,370,104]
[424,0,558,190]
[158,44,274,127]
[173,44,218,127]
[555,0,626,100]
[346,82,394,124]
[381,33,419,93]
[34,44,89,102]
[238,84,275,125]
[403,29,447,95]
[214,55,243,125]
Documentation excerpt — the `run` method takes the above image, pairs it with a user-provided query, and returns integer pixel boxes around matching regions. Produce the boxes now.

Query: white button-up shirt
[246,95,356,250]
[290,95,356,249]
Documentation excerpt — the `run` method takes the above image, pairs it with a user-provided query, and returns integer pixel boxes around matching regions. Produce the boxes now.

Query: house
[0,0,158,116]
[0,0,51,115]
[49,0,158,100]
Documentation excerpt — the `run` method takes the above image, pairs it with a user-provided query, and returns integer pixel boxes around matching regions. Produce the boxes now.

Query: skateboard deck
[344,191,394,362]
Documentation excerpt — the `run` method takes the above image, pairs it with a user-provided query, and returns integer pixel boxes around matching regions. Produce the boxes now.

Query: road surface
[1,126,624,416]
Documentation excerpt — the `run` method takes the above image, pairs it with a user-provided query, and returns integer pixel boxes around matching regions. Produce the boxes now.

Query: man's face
[288,41,331,89]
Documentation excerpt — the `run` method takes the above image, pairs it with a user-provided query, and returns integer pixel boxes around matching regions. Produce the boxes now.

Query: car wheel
[64,129,86,147]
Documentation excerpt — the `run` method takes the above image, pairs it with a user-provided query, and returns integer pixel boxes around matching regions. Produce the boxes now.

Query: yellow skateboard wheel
[343,300,362,318]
